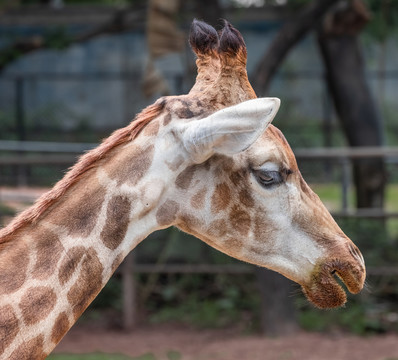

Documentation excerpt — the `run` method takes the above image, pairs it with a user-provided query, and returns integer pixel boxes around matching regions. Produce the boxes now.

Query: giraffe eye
[253,169,283,188]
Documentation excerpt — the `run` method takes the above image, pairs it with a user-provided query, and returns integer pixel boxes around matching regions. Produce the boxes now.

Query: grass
[311,183,398,212]
[312,183,398,239]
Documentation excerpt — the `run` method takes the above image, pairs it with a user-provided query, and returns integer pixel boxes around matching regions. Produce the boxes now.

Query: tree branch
[252,0,340,94]
[0,6,146,73]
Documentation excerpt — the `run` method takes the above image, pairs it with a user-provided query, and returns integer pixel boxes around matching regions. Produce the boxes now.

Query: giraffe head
[152,20,365,309]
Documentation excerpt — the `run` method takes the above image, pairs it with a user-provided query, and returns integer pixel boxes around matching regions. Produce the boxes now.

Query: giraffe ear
[182,98,280,163]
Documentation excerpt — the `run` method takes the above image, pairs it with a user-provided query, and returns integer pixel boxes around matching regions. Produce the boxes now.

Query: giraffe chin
[301,260,365,309]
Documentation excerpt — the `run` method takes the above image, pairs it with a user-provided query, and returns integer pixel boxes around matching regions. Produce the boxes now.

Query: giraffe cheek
[211,182,231,212]
[229,205,251,237]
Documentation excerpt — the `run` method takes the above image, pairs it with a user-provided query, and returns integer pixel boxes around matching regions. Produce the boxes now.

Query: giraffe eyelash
[252,169,283,188]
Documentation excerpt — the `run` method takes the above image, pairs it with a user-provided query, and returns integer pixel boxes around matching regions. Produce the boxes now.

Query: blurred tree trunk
[317,0,386,209]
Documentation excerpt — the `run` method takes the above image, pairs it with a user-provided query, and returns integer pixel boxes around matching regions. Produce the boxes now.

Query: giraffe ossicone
[0,19,365,359]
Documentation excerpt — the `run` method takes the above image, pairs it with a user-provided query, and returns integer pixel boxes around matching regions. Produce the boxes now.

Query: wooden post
[15,77,28,186]
[122,252,136,331]
[341,158,351,211]
[255,268,298,336]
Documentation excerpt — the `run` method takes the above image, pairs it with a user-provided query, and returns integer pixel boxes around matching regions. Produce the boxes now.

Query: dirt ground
[54,323,398,360]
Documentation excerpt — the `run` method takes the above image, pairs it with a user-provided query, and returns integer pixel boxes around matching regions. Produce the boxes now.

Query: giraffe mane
[0,101,165,242]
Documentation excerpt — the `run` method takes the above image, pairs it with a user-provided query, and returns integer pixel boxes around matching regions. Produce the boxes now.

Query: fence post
[341,158,351,211]
[322,81,333,173]
[15,76,28,186]
[122,252,136,331]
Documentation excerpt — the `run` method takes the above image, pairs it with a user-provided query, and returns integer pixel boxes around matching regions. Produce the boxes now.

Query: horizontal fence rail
[2,140,398,158]
[1,142,398,218]
[0,140,97,153]
[116,263,398,277]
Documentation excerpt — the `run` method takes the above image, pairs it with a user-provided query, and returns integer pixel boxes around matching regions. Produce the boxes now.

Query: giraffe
[0,20,365,359]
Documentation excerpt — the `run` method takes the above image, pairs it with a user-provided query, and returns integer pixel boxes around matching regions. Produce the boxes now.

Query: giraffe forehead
[247,125,298,171]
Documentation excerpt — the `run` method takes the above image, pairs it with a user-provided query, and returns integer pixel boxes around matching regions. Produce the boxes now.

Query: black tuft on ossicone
[218,19,246,56]
[189,19,219,55]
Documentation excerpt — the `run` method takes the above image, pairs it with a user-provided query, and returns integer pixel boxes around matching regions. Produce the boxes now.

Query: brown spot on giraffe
[174,99,195,119]
[20,286,57,326]
[253,213,274,243]
[239,188,254,208]
[67,247,104,319]
[224,237,243,254]
[175,165,198,190]
[58,246,86,286]
[249,244,268,256]
[156,200,180,226]
[229,204,251,236]
[142,118,160,137]
[0,239,29,296]
[211,183,231,212]
[229,169,248,187]
[32,227,64,280]
[9,335,46,360]
[177,215,205,240]
[208,219,228,238]
[47,176,106,238]
[191,187,207,209]
[105,144,155,186]
[51,312,70,344]
[0,305,19,356]
[213,156,234,175]
[101,195,132,250]
[163,113,172,126]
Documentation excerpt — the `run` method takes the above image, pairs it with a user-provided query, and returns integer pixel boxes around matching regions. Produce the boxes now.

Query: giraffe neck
[0,134,170,359]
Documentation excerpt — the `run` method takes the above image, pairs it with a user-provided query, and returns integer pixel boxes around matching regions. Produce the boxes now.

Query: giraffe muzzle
[302,249,366,309]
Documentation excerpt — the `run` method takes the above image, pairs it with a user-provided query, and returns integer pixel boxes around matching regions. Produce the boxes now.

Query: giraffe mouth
[301,259,366,309]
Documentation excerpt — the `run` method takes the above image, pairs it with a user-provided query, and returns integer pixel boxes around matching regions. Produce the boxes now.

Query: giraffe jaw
[301,259,366,309]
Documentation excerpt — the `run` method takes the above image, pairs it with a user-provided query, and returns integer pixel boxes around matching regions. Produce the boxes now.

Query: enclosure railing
[2,140,398,217]
[1,141,398,329]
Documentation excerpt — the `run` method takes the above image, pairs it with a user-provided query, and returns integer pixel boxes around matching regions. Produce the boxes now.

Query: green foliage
[363,0,398,42]
[20,0,145,5]
[44,27,72,50]
[297,296,385,335]
[91,277,123,310]
[0,202,16,217]
[0,47,23,70]
[0,202,16,226]
[145,273,260,330]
